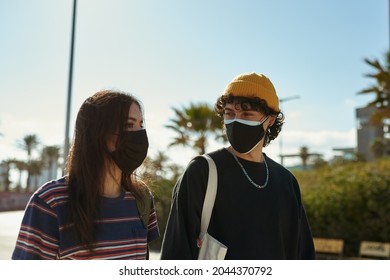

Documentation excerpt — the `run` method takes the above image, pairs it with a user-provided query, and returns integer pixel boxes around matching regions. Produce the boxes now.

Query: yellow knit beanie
[223,72,279,112]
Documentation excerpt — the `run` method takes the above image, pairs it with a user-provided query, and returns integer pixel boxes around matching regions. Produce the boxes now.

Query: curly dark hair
[215,94,285,147]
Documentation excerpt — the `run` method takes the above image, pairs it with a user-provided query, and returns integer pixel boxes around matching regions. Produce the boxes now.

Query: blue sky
[0,0,388,168]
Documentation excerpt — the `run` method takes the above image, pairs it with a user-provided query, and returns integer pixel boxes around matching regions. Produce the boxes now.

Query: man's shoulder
[186,148,228,171]
[206,148,231,163]
[207,147,228,157]
[264,154,295,176]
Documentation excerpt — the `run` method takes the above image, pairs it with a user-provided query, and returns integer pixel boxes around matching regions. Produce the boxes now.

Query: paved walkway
[0,210,23,259]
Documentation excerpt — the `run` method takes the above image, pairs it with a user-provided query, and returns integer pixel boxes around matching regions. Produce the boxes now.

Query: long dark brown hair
[215,94,285,147]
[64,90,148,249]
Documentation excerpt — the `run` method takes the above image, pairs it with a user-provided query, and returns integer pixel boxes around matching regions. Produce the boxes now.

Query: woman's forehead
[128,102,142,115]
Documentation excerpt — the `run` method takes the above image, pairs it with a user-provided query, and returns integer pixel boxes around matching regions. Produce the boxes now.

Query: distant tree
[370,137,386,159]
[42,145,61,180]
[18,134,39,188]
[139,151,183,251]
[353,151,367,163]
[141,153,165,182]
[299,146,310,170]
[282,146,322,169]
[0,160,12,191]
[28,159,44,191]
[358,51,390,124]
[11,159,27,191]
[165,103,226,155]
[313,157,328,169]
[140,151,182,185]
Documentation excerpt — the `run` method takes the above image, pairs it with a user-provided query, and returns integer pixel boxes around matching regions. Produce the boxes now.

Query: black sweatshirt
[161,148,315,260]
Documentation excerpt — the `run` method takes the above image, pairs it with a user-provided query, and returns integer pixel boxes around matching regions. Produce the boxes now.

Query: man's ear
[268,115,277,127]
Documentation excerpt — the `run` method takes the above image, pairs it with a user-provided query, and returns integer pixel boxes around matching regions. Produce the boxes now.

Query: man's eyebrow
[224,107,256,112]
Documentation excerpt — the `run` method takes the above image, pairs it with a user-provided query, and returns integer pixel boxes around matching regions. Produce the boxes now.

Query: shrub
[295,158,390,257]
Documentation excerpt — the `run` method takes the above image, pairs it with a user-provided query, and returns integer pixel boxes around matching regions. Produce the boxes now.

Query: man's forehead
[225,102,257,111]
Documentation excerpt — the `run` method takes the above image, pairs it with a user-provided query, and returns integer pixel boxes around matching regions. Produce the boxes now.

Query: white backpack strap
[199,154,218,236]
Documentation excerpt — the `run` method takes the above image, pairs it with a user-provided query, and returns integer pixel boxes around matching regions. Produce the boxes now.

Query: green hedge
[295,158,390,257]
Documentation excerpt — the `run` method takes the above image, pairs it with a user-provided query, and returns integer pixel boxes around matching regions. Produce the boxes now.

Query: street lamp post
[279,95,300,165]
[63,0,77,174]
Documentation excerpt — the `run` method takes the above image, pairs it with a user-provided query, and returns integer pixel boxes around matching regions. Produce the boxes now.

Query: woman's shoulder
[33,177,69,205]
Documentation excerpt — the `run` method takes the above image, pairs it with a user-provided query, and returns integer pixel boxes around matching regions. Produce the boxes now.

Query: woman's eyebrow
[127,117,137,122]
[127,117,144,125]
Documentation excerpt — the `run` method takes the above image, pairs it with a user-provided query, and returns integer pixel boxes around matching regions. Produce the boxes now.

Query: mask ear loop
[224,117,268,126]
[260,115,269,124]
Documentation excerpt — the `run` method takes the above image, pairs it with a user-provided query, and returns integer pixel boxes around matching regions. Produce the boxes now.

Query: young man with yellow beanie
[161,73,315,260]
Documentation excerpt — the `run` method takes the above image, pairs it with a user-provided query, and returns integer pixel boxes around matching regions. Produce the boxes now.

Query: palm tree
[0,160,12,191]
[18,134,39,189]
[42,145,61,180]
[141,151,179,183]
[11,159,27,192]
[299,146,310,170]
[141,154,165,182]
[138,151,183,250]
[280,146,322,169]
[152,151,169,178]
[20,134,39,160]
[28,160,43,191]
[165,103,226,155]
[358,51,390,124]
[299,146,323,170]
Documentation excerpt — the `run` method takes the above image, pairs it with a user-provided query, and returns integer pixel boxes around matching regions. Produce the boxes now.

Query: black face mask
[224,117,268,154]
[110,129,149,173]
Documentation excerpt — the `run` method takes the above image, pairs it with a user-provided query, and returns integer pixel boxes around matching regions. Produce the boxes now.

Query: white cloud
[283,129,356,148]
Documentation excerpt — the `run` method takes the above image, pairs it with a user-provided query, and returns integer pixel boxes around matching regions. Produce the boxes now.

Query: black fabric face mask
[110,129,149,173]
[224,117,268,154]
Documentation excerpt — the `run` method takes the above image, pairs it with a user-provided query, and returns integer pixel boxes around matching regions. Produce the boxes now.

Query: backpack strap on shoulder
[199,154,218,239]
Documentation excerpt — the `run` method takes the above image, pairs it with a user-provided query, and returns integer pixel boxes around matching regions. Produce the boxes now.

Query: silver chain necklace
[229,150,269,189]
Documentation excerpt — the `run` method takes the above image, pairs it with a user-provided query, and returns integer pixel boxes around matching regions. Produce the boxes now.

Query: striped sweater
[12,177,159,260]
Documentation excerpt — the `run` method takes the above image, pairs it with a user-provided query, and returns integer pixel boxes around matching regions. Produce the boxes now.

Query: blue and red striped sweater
[12,177,159,260]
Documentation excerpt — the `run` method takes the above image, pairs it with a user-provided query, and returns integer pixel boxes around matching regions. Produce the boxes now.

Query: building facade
[356,106,390,161]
